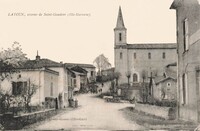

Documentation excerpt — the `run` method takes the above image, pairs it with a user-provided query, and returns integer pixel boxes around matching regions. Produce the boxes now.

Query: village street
[32,93,146,130]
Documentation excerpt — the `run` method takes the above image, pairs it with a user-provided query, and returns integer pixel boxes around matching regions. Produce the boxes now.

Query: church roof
[126,43,177,49]
[114,6,126,30]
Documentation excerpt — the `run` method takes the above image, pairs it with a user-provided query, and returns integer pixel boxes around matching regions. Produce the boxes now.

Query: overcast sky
[0,0,176,66]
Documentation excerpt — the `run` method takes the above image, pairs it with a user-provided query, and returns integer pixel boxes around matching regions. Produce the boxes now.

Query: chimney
[60,61,63,64]
[36,50,40,60]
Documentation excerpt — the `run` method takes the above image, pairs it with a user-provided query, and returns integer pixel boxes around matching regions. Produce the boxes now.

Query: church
[114,7,177,85]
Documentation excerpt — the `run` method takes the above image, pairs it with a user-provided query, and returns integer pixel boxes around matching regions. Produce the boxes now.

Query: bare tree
[93,54,111,76]
[21,79,38,112]
[126,71,131,87]
[114,72,121,86]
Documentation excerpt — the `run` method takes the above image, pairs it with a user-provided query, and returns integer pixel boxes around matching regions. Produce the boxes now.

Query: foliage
[93,54,111,76]
[0,42,29,114]
[96,71,121,83]
[0,42,27,81]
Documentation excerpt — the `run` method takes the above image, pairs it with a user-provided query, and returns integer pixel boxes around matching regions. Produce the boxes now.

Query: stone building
[114,7,177,85]
[0,62,60,108]
[25,54,76,108]
[170,0,200,122]
[65,63,96,83]
[153,64,177,101]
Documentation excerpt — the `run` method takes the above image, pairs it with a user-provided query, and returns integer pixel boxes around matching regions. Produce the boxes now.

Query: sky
[0,0,176,66]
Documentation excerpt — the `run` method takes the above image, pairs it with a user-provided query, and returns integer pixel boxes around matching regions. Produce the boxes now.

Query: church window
[163,52,166,59]
[183,18,189,52]
[134,53,136,59]
[133,73,138,82]
[120,52,123,59]
[119,33,122,41]
[148,53,151,59]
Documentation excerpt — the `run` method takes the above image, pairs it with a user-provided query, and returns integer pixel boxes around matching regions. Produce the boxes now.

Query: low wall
[0,108,57,130]
[135,103,176,120]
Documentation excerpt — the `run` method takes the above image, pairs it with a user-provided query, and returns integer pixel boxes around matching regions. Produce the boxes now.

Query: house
[19,54,75,108]
[66,65,88,93]
[170,0,200,122]
[0,63,59,109]
[65,63,96,83]
[114,7,177,85]
[153,67,177,101]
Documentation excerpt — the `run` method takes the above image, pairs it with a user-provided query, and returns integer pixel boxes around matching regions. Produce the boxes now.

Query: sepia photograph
[0,0,200,130]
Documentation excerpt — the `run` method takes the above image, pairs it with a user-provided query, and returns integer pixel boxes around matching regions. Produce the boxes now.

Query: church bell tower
[114,6,127,45]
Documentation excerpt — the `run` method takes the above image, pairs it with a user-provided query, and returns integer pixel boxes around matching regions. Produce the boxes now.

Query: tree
[113,72,121,86]
[0,42,28,113]
[21,79,38,112]
[93,54,111,76]
[0,42,27,81]
[126,71,131,87]
[141,70,148,103]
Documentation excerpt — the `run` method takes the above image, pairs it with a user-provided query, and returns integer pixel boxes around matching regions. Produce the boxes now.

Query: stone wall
[0,109,57,130]
[135,103,176,120]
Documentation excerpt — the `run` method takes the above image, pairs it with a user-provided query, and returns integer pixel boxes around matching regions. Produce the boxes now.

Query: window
[133,73,138,82]
[148,53,151,59]
[182,73,187,105]
[50,82,53,96]
[134,53,136,59]
[120,52,123,59]
[74,79,77,87]
[71,79,73,86]
[91,71,94,77]
[167,82,171,87]
[183,18,189,51]
[163,52,166,59]
[119,33,122,41]
[12,81,27,96]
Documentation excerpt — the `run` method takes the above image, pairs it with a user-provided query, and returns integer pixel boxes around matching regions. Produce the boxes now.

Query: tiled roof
[155,77,176,85]
[70,65,87,74]
[65,63,95,68]
[154,76,166,84]
[21,58,63,69]
[127,43,177,49]
[165,68,177,79]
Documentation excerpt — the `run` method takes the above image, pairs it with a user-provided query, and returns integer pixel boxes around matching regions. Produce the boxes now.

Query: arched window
[133,73,138,82]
